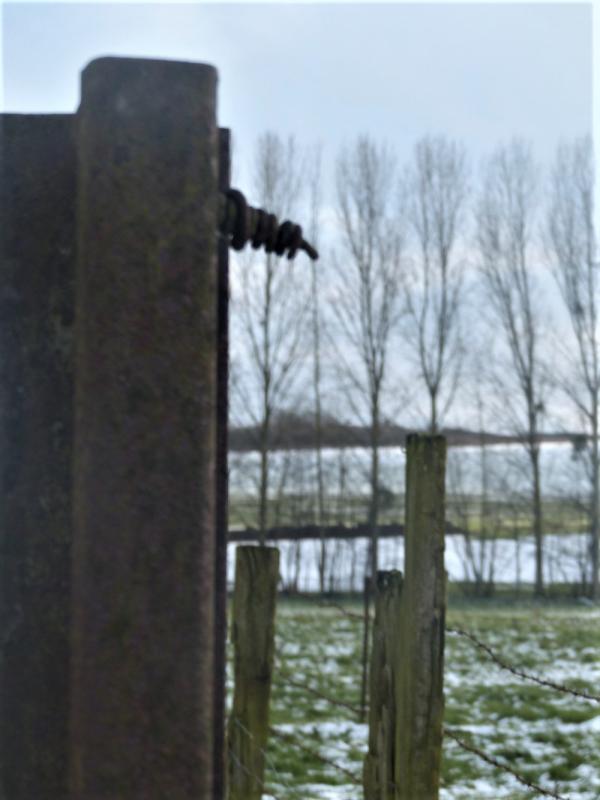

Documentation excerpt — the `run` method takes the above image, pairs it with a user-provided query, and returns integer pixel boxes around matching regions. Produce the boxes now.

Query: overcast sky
[0,1,596,428]
[1,2,593,190]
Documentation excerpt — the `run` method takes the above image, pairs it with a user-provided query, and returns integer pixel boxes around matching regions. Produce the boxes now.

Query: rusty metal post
[70,57,220,798]
[0,114,76,799]
[214,126,231,800]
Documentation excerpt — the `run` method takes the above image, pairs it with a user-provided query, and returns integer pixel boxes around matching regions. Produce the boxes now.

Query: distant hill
[229,411,582,453]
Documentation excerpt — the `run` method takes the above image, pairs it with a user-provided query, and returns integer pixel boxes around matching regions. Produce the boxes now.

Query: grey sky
[2,2,593,188]
[0,1,595,428]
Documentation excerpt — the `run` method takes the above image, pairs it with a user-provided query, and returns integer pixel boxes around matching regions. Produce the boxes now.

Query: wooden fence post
[0,114,76,799]
[228,545,280,800]
[394,434,447,800]
[70,56,221,798]
[364,570,403,800]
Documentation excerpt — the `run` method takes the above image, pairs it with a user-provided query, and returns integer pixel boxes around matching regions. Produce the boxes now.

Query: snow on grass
[241,599,600,799]
[228,534,594,593]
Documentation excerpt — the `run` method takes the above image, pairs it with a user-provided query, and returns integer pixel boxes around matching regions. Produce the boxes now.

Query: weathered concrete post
[364,570,403,800]
[395,434,447,800]
[71,57,220,798]
[0,115,76,799]
[228,545,280,800]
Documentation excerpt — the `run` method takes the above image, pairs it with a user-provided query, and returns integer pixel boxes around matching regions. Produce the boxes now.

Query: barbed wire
[271,597,594,799]
[444,726,569,800]
[230,716,305,800]
[277,671,363,717]
[228,746,287,800]
[276,655,573,799]
[291,591,368,622]
[447,625,600,703]
[270,726,363,786]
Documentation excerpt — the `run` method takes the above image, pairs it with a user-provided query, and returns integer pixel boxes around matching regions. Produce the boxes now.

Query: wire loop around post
[219,188,319,261]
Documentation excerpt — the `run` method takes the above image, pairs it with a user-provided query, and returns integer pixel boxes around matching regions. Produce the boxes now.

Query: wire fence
[446,625,600,703]
[247,593,599,799]
[443,727,568,800]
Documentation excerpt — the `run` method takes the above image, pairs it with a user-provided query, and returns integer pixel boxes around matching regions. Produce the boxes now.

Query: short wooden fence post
[228,545,280,800]
[364,570,403,800]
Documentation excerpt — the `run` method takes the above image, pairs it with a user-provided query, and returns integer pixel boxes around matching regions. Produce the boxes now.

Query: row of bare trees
[230,131,598,598]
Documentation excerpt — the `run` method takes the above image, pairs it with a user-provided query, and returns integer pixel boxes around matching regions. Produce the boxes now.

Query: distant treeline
[228,521,465,541]
[229,411,581,453]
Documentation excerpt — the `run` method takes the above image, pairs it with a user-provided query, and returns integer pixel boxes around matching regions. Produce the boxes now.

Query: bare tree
[333,136,406,584]
[546,136,599,598]
[306,144,329,593]
[447,389,499,596]
[404,135,468,432]
[231,132,308,544]
[476,140,547,596]
[333,137,405,722]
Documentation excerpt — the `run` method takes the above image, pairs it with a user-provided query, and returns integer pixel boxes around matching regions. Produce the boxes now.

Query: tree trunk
[430,388,438,435]
[369,410,381,584]
[531,444,544,596]
[258,424,269,546]
[361,408,380,722]
[591,414,599,599]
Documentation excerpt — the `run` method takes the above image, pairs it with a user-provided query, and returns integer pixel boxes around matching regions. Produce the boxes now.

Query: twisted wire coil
[219,188,318,261]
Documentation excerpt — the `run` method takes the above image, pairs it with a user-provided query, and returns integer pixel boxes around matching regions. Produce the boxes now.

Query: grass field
[228,490,594,539]
[228,597,600,799]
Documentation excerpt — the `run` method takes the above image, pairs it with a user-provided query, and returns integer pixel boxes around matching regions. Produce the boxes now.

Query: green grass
[229,491,592,539]
[227,598,600,799]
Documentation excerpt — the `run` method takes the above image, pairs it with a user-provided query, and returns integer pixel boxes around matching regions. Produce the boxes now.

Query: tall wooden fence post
[70,56,221,798]
[228,545,280,800]
[395,434,447,800]
[0,114,76,799]
[364,570,403,800]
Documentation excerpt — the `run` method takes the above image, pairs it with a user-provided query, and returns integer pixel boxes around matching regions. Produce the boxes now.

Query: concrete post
[70,57,220,798]
[0,114,76,799]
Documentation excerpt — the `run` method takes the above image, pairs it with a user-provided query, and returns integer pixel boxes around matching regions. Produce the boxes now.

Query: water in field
[228,532,593,592]
[228,441,597,590]
[229,441,588,499]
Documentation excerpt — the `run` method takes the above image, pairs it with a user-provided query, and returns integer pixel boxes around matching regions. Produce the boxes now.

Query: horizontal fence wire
[444,726,569,800]
[270,726,363,787]
[292,591,368,622]
[228,747,286,800]
[230,716,305,800]
[277,670,363,717]
[447,625,600,703]
[272,596,593,798]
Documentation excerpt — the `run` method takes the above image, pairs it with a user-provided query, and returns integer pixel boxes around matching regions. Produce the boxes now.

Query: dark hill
[228,411,580,452]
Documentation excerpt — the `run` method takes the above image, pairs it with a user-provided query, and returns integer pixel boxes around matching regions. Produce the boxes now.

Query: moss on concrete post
[0,114,76,799]
[395,434,447,800]
[228,545,280,800]
[364,570,403,800]
[71,57,220,798]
